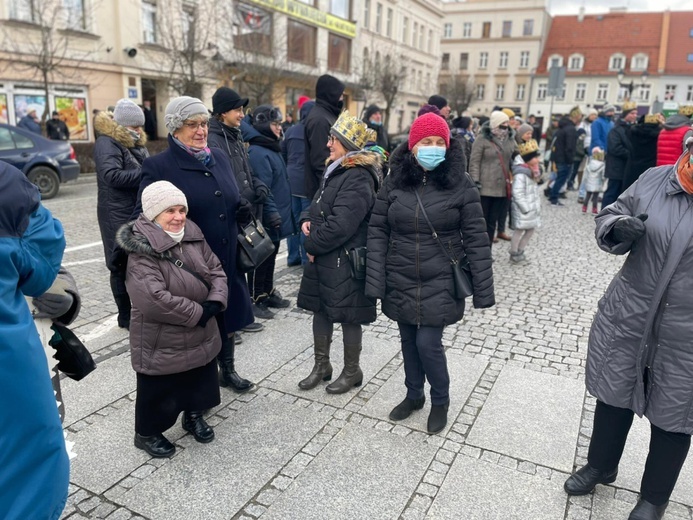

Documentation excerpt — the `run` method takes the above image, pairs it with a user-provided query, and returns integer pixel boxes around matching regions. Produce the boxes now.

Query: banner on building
[236,3,272,35]
[14,95,47,120]
[244,0,356,38]
[55,97,88,141]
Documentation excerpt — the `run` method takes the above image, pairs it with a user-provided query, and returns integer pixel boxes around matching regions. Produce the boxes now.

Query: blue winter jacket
[590,116,613,154]
[17,115,42,135]
[282,101,315,198]
[0,162,68,520]
[241,119,296,241]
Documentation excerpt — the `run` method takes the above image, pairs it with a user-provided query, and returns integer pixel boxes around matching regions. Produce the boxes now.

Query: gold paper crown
[331,111,371,151]
[518,139,539,158]
[644,114,660,124]
[622,100,637,112]
[679,105,693,116]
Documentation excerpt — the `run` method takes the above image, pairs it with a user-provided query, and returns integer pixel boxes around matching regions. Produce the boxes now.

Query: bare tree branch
[440,73,476,116]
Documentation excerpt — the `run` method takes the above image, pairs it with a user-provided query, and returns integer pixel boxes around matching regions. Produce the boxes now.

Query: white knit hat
[490,110,510,129]
[141,181,188,221]
[113,99,145,127]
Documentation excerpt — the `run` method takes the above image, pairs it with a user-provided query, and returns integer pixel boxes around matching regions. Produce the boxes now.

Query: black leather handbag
[49,324,97,381]
[237,218,275,273]
[414,190,473,300]
[345,246,367,280]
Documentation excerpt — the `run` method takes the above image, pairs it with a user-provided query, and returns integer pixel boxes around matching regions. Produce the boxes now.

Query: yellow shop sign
[246,0,356,38]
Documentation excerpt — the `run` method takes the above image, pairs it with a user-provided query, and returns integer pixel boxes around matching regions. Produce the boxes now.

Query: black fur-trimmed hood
[388,137,466,190]
[94,111,147,149]
[330,150,383,192]
[116,215,204,258]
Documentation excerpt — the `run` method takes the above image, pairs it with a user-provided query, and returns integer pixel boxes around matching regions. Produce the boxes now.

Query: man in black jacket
[602,103,638,208]
[363,104,390,151]
[549,106,582,206]
[303,74,344,200]
[46,112,69,141]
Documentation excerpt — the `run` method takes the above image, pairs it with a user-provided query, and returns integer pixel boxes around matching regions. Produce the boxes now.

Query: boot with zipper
[298,335,333,390]
[218,335,255,393]
[326,342,363,394]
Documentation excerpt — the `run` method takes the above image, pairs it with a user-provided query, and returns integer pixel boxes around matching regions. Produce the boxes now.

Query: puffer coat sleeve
[365,182,391,300]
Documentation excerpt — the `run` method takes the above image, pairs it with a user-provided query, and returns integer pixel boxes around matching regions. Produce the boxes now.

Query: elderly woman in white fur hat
[117,181,228,457]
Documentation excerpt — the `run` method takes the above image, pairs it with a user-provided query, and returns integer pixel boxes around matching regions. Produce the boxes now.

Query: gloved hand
[266,212,282,229]
[612,213,648,243]
[197,301,223,327]
[235,198,253,225]
[33,291,74,319]
[253,184,270,204]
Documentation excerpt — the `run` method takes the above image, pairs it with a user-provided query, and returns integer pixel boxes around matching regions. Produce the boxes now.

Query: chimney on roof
[578,5,585,22]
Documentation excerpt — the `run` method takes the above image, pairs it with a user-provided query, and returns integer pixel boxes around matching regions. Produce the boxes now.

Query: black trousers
[480,196,507,245]
[497,197,510,234]
[588,400,691,506]
[398,323,449,406]
[247,240,280,300]
[312,312,362,345]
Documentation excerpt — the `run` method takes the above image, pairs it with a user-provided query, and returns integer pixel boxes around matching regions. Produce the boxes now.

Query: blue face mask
[415,146,446,171]
[369,119,381,126]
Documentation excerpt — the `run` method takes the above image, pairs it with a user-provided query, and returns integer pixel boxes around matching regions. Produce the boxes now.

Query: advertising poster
[14,94,47,122]
[0,94,7,124]
[55,96,88,140]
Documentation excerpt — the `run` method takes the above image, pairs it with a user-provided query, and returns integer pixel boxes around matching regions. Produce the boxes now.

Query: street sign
[547,66,566,97]
[660,101,679,117]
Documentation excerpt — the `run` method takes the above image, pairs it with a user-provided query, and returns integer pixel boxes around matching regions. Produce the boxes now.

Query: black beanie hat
[315,74,345,107]
[212,87,249,115]
[364,104,381,121]
[427,95,448,110]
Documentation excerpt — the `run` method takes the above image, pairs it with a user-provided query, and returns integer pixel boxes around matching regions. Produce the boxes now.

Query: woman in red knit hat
[366,113,495,434]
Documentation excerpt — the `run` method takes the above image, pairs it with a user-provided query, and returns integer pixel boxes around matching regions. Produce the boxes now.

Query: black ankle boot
[389,397,425,421]
[218,336,255,393]
[628,499,668,520]
[564,463,618,495]
[325,343,362,394]
[134,433,175,458]
[182,411,215,443]
[427,403,449,434]
[298,335,332,390]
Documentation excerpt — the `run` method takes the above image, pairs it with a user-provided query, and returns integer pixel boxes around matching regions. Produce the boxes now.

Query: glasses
[183,120,208,130]
[328,135,336,145]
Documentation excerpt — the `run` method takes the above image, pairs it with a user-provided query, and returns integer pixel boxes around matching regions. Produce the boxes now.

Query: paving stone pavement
[42,178,693,520]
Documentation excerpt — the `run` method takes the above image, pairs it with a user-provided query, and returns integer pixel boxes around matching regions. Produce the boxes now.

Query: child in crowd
[582,148,606,215]
[510,141,543,264]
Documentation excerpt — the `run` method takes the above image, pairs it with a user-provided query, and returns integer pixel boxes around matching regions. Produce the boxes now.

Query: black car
[0,123,80,199]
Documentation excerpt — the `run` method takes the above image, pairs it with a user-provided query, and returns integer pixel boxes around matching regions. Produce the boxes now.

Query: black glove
[197,301,223,328]
[612,214,648,243]
[253,184,270,204]
[235,198,253,225]
[107,247,128,272]
[266,212,282,229]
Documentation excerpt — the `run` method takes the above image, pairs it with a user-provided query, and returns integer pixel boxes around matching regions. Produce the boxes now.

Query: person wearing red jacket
[656,114,692,166]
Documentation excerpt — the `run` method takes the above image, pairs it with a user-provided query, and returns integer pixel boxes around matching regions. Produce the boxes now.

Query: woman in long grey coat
[564,141,693,520]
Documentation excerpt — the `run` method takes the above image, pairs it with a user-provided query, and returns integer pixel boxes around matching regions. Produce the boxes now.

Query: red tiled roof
[536,12,663,76]
[665,12,693,74]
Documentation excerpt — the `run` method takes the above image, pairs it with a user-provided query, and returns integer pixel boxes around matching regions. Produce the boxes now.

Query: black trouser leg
[480,196,504,245]
[497,197,509,234]
[262,241,281,295]
[110,268,131,327]
[640,423,691,506]
[587,400,634,471]
[398,323,449,405]
[248,241,279,299]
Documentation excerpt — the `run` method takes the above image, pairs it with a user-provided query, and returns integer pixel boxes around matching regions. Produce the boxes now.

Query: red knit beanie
[298,95,311,109]
[408,113,450,150]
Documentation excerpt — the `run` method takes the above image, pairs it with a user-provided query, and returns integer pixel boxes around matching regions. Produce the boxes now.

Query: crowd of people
[3,70,693,520]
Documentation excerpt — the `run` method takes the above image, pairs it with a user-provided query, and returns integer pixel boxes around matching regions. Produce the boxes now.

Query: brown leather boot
[298,335,332,390]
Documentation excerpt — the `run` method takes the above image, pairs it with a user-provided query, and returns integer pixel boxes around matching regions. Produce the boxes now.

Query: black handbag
[49,324,97,381]
[237,217,275,273]
[344,246,367,280]
[414,190,473,300]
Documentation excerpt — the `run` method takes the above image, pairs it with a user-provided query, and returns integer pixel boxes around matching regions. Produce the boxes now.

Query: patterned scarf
[676,151,693,195]
[173,136,211,165]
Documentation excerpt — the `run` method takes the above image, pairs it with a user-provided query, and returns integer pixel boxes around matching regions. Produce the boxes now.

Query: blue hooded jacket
[0,162,68,520]
[282,101,315,198]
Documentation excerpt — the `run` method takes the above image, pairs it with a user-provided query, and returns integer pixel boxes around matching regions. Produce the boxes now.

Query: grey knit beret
[113,99,145,127]
[164,96,209,134]
[141,181,188,221]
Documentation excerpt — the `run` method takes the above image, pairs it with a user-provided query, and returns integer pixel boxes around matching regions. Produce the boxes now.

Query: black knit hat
[427,95,448,110]
[315,74,345,106]
[364,104,381,121]
[212,87,249,115]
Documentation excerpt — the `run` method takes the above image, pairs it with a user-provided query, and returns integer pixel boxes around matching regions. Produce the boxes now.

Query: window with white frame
[459,52,468,70]
[443,23,452,38]
[687,85,693,102]
[413,22,418,46]
[375,3,382,32]
[639,84,651,102]
[548,54,563,69]
[10,0,37,22]
[364,0,370,30]
[516,84,526,101]
[520,51,529,68]
[463,22,472,38]
[665,84,677,101]
[441,53,450,70]
[419,24,424,48]
[142,1,157,44]
[502,20,512,37]
[523,19,534,36]
[426,72,430,91]
[631,53,648,71]
[402,16,409,43]
[556,83,566,100]
[575,83,586,101]
[476,84,485,100]
[596,83,609,101]
[495,84,505,100]
[479,51,488,69]
[609,53,625,71]
[499,51,508,69]
[427,29,432,53]
[568,54,583,71]
[64,0,87,30]
[537,83,547,100]
[616,86,629,102]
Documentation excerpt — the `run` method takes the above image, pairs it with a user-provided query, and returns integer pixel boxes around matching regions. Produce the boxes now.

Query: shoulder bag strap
[163,255,211,291]
[491,141,513,200]
[414,189,458,266]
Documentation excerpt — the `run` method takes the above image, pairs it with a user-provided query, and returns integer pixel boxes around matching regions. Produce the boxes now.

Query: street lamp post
[616,69,649,101]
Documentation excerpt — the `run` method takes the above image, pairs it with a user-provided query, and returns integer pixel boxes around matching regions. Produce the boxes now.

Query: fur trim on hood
[333,150,383,191]
[388,137,466,191]
[116,215,203,258]
[94,110,147,149]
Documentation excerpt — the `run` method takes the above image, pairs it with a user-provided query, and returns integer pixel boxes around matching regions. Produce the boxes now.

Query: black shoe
[234,332,243,345]
[628,499,668,520]
[287,260,302,267]
[252,302,275,319]
[134,433,175,458]
[564,464,618,495]
[242,322,264,333]
[389,397,425,421]
[559,192,567,199]
[218,336,256,394]
[427,403,449,434]
[182,411,215,443]
[266,289,290,308]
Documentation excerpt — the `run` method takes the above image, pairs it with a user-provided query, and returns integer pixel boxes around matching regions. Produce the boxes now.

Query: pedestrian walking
[118,181,228,458]
[93,99,149,329]
[590,104,616,154]
[509,140,542,264]
[577,109,599,203]
[581,149,606,215]
[46,111,69,140]
[549,106,582,206]
[602,102,638,209]
[567,128,587,190]
[297,111,381,395]
[564,137,693,520]
[135,96,255,394]
[366,113,495,434]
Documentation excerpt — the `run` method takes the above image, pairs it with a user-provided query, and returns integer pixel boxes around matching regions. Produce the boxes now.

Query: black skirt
[135,359,220,436]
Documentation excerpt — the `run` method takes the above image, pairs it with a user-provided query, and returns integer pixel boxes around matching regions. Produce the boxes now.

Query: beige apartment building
[439,0,550,118]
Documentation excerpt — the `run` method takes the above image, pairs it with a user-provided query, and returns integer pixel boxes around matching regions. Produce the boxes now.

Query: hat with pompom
[408,113,450,150]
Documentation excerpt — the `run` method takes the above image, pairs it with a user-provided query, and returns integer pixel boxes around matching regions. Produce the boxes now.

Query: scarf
[173,136,211,165]
[165,228,185,243]
[677,151,693,195]
[491,127,508,142]
[324,155,346,179]
[248,133,281,153]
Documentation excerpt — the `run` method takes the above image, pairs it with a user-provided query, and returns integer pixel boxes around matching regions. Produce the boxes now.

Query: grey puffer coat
[510,163,541,230]
[117,216,228,376]
[468,123,517,198]
[366,140,495,327]
[588,158,693,434]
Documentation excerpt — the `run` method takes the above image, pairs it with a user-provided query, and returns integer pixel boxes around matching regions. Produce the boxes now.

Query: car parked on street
[0,123,80,199]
